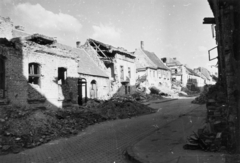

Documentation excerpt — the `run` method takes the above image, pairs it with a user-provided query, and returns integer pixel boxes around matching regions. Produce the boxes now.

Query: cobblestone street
[0,98,201,163]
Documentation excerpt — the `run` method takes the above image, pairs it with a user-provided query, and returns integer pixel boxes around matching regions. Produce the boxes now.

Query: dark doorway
[78,78,87,105]
[90,80,97,99]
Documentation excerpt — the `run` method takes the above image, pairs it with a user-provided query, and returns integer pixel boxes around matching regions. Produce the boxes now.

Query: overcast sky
[0,0,217,68]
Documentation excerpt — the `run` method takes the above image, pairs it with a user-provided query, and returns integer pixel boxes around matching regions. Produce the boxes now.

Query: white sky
[0,0,218,68]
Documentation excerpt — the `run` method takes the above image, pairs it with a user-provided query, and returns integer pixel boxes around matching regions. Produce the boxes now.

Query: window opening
[28,63,41,86]
[128,67,131,78]
[120,66,124,80]
[58,67,67,84]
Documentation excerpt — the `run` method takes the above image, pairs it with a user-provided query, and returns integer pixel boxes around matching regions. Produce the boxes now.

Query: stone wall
[79,74,110,100]
[22,41,80,109]
[0,40,81,109]
[0,44,27,107]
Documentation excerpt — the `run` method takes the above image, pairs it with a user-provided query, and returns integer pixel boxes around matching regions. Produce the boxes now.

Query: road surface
[0,97,203,163]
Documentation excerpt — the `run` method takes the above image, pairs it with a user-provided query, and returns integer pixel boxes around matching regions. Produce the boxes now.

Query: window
[120,66,124,80]
[58,67,67,84]
[28,63,41,86]
[128,67,131,78]
[0,57,5,98]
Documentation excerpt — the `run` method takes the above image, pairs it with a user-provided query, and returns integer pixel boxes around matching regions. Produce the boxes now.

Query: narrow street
[0,97,204,163]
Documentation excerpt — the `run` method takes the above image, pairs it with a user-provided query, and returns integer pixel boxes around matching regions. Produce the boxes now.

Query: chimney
[140,41,144,49]
[76,41,81,48]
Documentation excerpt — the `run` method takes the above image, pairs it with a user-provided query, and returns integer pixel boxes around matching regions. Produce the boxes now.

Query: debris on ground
[0,96,156,155]
[191,85,211,104]
[184,84,235,153]
[85,96,156,120]
[0,106,106,155]
[171,81,200,97]
[191,84,225,104]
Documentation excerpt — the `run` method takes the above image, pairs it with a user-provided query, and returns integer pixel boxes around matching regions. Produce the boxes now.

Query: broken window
[58,67,67,85]
[28,63,41,86]
[120,65,124,80]
[128,67,131,78]
[0,57,5,98]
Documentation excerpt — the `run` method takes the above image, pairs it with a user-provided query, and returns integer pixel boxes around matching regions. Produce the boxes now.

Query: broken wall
[22,41,79,108]
[0,39,80,109]
[115,53,136,85]
[0,17,13,40]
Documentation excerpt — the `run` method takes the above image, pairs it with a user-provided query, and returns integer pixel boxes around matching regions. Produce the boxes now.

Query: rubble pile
[171,81,198,97]
[0,106,106,155]
[192,84,226,104]
[184,97,235,153]
[191,85,211,104]
[0,97,155,155]
[86,96,156,120]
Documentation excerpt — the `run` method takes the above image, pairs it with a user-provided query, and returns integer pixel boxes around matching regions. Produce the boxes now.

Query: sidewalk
[125,105,227,163]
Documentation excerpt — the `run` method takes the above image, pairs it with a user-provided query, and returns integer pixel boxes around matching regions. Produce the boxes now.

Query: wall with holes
[21,41,79,109]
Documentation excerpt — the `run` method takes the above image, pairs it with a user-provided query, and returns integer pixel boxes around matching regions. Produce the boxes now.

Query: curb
[143,98,178,106]
[124,146,149,163]
[124,104,204,163]
[152,98,178,104]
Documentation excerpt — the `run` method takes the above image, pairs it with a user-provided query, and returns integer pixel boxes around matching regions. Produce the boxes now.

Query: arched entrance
[90,80,97,98]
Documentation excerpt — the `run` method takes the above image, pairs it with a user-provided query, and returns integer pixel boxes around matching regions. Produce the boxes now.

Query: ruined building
[162,57,205,90]
[0,17,110,109]
[85,39,136,95]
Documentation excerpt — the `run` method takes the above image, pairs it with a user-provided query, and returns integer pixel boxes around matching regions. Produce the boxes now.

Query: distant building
[134,41,171,90]
[162,57,205,90]
[194,67,217,85]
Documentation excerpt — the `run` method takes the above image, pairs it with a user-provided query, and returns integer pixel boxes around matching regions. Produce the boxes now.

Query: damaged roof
[17,34,109,78]
[87,38,135,58]
[25,33,56,45]
[49,43,109,78]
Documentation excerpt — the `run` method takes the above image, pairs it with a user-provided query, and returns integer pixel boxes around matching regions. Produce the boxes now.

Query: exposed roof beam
[89,40,108,58]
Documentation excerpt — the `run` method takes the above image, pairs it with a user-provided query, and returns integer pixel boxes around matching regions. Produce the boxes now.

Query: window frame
[128,67,131,79]
[28,63,41,86]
